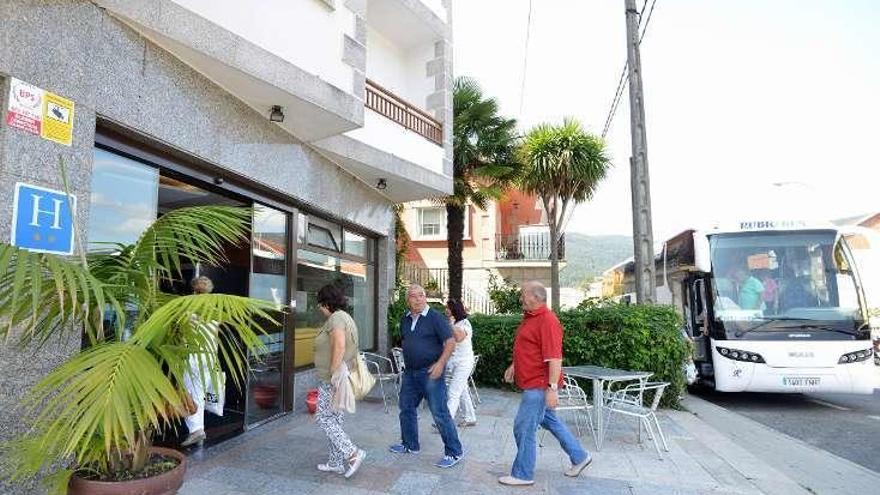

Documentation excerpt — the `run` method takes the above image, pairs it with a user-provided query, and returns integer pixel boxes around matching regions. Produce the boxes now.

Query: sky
[453,0,880,241]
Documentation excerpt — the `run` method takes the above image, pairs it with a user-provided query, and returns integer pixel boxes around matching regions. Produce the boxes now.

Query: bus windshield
[709,230,866,338]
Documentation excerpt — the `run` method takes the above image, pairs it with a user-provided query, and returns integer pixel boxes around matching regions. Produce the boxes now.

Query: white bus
[609,219,877,394]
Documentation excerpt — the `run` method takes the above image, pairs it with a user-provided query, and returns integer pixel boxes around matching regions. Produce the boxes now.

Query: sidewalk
[177,388,861,494]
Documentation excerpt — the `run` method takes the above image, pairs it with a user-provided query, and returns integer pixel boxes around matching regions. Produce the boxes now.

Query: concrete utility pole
[625,0,656,304]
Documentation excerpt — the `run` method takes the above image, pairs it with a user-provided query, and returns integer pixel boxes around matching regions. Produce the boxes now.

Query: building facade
[0,0,452,486]
[401,190,564,311]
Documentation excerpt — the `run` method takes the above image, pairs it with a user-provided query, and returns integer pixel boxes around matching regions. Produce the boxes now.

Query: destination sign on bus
[739,220,809,230]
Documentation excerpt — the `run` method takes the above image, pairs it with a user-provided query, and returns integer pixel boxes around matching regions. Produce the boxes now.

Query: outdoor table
[562,365,653,450]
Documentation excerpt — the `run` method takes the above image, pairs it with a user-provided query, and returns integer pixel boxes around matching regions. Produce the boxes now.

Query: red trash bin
[306,388,319,414]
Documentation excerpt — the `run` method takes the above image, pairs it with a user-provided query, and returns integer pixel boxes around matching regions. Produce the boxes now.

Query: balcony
[311,79,451,202]
[366,79,443,145]
[495,232,566,262]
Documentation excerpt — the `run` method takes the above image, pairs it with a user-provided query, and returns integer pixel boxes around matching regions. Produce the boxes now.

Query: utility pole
[625,0,656,304]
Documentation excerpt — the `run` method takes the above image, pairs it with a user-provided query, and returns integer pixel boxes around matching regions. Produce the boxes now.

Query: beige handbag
[348,354,377,401]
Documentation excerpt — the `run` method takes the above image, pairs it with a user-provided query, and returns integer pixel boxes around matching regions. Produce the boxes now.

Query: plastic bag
[205,370,226,416]
[331,361,356,413]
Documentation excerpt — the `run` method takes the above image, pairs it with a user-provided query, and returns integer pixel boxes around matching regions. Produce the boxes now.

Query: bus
[606,219,878,394]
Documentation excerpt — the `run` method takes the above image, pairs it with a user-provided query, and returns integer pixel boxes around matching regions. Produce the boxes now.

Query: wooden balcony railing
[365,78,443,146]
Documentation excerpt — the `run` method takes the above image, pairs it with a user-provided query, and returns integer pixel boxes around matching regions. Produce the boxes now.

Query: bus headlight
[716,346,765,363]
[838,349,873,364]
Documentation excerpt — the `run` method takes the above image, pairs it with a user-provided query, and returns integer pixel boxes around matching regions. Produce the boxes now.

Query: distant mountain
[560,233,633,288]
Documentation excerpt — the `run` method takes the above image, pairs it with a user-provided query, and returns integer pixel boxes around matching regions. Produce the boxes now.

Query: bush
[387,283,408,348]
[470,304,688,408]
[487,274,522,314]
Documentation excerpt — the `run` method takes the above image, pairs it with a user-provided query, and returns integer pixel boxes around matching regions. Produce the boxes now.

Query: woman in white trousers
[445,299,477,427]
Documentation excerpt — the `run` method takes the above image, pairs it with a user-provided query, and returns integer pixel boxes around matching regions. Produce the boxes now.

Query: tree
[448,77,518,302]
[518,118,611,312]
[0,205,274,492]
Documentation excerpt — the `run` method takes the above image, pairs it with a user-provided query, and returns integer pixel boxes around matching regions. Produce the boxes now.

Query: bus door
[688,276,712,364]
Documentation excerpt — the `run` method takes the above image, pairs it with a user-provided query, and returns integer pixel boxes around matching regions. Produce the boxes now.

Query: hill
[560,233,633,288]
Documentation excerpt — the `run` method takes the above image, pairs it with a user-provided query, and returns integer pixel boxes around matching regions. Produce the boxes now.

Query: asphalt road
[694,384,880,473]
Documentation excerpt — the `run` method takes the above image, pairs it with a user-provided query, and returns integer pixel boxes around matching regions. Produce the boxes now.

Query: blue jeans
[512,388,588,481]
[399,368,463,457]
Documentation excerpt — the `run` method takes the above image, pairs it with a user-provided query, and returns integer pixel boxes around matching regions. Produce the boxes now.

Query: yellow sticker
[41,91,75,146]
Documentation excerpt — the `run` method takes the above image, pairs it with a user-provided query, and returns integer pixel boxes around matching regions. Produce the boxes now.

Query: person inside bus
[731,266,765,310]
[758,270,779,313]
[780,274,817,310]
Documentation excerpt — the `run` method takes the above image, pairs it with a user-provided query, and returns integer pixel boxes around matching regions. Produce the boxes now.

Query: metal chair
[468,354,481,405]
[361,352,399,413]
[602,381,670,458]
[541,374,597,448]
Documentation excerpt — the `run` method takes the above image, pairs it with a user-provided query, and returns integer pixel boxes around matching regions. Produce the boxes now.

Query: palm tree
[518,118,611,312]
[449,77,518,302]
[0,205,276,493]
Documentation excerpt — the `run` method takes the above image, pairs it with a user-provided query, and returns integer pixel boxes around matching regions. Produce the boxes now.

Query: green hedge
[470,304,689,408]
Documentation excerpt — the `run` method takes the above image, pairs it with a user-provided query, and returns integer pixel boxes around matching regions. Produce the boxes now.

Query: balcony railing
[495,232,566,262]
[365,79,443,145]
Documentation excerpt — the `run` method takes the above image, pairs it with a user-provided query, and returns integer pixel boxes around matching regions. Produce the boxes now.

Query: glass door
[246,204,291,427]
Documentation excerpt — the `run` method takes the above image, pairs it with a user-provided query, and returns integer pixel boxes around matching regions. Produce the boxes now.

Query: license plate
[783,376,821,387]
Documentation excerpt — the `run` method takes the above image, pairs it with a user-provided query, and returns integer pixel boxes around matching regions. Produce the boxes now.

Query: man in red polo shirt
[498,281,592,486]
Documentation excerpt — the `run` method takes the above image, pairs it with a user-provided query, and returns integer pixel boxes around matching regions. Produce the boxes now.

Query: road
[694,384,880,473]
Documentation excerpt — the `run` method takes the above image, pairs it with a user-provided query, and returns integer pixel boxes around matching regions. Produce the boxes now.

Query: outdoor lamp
[269,105,285,122]
[376,178,388,190]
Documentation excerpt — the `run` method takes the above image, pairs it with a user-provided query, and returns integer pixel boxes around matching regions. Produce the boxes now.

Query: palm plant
[0,205,276,493]
[518,118,611,311]
[448,77,518,301]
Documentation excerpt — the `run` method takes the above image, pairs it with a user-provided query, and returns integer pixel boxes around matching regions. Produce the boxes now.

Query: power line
[601,0,658,138]
[519,0,534,116]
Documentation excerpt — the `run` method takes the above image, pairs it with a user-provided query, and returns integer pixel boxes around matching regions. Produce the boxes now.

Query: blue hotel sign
[11,182,76,255]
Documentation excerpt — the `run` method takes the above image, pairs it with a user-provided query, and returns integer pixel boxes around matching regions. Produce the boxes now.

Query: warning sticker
[5,78,44,136]
[41,91,75,146]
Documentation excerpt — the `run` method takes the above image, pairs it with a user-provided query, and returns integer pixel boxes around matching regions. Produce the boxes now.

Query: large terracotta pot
[68,447,187,495]
[253,383,279,409]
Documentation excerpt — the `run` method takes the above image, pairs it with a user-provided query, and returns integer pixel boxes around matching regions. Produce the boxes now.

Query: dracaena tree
[518,118,611,311]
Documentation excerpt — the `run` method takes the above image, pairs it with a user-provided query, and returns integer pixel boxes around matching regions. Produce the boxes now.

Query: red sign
[5,78,43,136]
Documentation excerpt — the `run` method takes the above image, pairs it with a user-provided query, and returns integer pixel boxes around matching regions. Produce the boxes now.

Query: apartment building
[0,0,452,463]
[401,189,565,311]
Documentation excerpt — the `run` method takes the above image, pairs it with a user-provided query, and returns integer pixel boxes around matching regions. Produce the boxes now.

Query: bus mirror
[694,232,711,272]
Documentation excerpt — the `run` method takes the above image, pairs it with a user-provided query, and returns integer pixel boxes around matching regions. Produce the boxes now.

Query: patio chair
[361,352,399,413]
[540,374,597,448]
[468,354,481,405]
[602,381,670,458]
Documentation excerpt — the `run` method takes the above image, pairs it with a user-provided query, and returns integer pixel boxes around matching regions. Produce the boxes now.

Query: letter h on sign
[11,183,76,255]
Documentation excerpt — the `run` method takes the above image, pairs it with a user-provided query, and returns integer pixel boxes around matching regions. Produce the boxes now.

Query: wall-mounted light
[269,105,285,123]
[376,178,387,190]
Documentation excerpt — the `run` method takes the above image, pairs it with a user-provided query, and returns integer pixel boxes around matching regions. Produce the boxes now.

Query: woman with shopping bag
[181,276,221,447]
[312,283,367,478]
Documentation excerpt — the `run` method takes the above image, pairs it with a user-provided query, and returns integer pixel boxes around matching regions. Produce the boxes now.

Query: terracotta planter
[253,383,279,409]
[68,447,186,495]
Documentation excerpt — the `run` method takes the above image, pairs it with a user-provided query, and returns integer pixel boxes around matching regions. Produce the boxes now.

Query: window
[416,206,470,240]
[294,248,376,368]
[307,217,342,252]
[86,148,159,251]
[344,230,367,257]
[419,207,443,238]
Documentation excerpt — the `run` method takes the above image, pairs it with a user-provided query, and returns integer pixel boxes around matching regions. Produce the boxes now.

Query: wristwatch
[548,382,558,391]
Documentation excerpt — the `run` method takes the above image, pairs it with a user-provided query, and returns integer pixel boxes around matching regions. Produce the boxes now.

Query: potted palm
[0,204,276,495]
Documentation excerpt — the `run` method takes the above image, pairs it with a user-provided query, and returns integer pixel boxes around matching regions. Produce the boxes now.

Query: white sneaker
[564,453,593,477]
[180,429,205,447]
[317,463,345,474]
[498,475,534,486]
[345,449,366,478]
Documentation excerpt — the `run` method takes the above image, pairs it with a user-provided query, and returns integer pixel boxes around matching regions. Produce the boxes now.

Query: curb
[680,394,880,495]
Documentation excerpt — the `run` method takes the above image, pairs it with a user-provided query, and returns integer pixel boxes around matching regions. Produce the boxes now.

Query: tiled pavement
[178,388,808,495]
